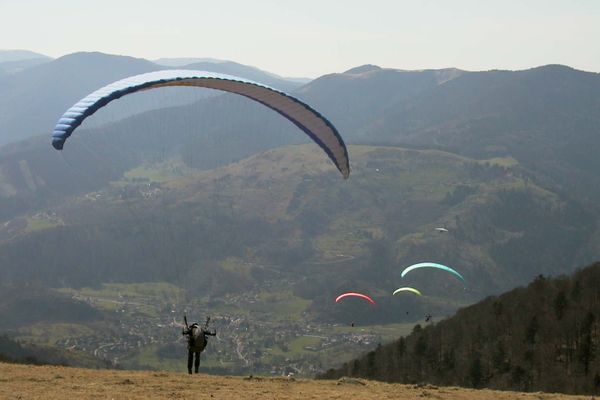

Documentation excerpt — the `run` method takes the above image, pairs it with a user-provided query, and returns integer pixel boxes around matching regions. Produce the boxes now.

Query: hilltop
[0,362,588,400]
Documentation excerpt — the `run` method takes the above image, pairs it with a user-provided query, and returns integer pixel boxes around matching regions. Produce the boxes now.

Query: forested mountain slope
[320,262,600,395]
[0,145,595,324]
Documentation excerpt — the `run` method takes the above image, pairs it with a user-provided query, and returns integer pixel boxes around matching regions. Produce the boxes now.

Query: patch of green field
[120,343,230,372]
[123,167,171,183]
[120,159,196,184]
[90,298,122,312]
[259,322,415,371]
[130,305,159,318]
[120,344,184,372]
[479,156,519,167]
[220,257,252,278]
[64,282,183,300]
[253,291,311,321]
[56,282,185,316]
[211,302,249,317]
[331,322,414,341]
[313,215,379,258]
[211,285,311,321]
[313,234,364,260]
[23,216,60,233]
[318,342,378,368]
[288,335,322,353]
[17,323,95,346]
[268,335,322,357]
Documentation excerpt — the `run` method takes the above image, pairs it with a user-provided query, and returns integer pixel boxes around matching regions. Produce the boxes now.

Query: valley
[18,281,414,376]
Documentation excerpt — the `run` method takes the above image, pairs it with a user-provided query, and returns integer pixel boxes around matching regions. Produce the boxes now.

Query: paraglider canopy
[434,227,449,233]
[51,70,350,179]
[392,287,422,296]
[400,262,465,283]
[335,292,376,305]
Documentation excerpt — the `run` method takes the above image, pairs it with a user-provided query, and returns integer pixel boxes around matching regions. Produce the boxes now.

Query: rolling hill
[2,61,599,207]
[1,57,600,376]
[0,145,595,318]
[2,63,599,217]
[0,143,595,377]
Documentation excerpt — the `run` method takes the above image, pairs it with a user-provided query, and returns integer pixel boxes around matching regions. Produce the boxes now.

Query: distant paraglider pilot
[182,316,216,374]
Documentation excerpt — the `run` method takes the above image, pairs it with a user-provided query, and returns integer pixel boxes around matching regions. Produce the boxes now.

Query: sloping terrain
[322,262,600,395]
[1,145,593,300]
[2,63,599,219]
[0,144,598,375]
[0,362,588,400]
[1,60,599,378]
[0,335,109,369]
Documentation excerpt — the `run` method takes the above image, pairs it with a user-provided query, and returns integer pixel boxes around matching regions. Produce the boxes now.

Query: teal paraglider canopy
[400,262,465,283]
[51,70,350,179]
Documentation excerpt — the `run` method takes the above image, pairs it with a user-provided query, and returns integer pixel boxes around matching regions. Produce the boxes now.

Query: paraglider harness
[182,316,216,353]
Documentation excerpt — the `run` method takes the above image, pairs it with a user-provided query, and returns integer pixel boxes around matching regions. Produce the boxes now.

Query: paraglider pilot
[182,316,216,374]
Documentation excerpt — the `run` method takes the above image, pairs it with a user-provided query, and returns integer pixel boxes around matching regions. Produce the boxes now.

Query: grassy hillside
[0,362,588,399]
[2,64,599,225]
[0,335,110,369]
[364,65,600,201]
[0,144,595,309]
[0,284,103,329]
[1,144,598,375]
[321,262,600,395]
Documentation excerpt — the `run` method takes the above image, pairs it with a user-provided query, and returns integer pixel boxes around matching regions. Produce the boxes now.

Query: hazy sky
[1,0,598,77]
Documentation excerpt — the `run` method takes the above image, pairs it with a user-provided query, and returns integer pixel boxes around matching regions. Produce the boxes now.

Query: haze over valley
[1,43,600,396]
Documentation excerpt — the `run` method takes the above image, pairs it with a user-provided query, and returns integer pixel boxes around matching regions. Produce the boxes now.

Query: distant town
[56,283,389,377]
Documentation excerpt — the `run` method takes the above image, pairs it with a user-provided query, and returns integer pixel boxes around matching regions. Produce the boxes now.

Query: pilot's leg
[187,350,193,374]
[194,352,201,373]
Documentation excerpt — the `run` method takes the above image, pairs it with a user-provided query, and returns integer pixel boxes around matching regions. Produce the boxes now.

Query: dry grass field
[0,362,592,400]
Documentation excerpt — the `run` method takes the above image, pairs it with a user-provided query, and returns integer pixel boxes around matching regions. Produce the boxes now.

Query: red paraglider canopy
[335,292,376,305]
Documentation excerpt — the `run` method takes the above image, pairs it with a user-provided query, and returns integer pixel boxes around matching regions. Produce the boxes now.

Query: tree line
[320,262,600,395]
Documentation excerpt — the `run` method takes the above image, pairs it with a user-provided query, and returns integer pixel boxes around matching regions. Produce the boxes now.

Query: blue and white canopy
[51,70,350,178]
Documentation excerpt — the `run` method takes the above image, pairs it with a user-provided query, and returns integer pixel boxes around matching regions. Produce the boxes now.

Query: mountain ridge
[0,49,51,62]
[0,51,309,146]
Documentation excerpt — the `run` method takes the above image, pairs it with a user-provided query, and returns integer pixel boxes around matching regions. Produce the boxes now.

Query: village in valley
[49,281,395,376]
